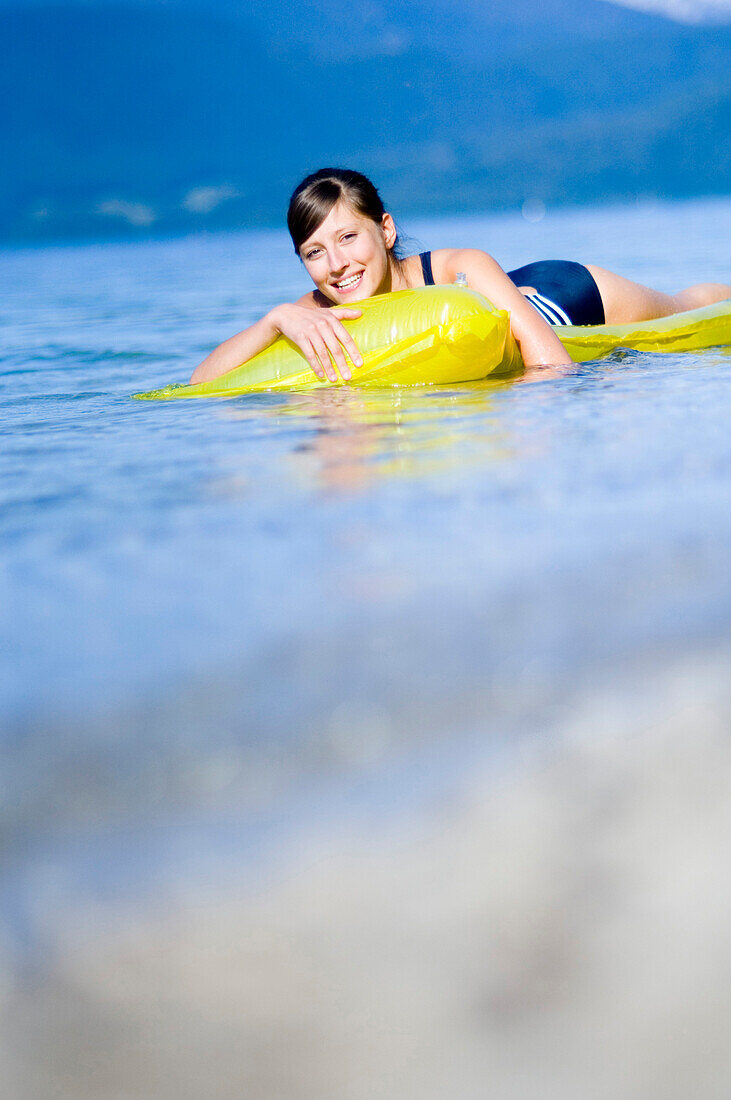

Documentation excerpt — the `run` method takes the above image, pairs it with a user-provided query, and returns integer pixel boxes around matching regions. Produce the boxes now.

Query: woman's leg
[586,264,731,324]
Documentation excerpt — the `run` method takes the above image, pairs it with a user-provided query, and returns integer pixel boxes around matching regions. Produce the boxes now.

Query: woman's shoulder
[428,248,498,282]
[401,248,482,287]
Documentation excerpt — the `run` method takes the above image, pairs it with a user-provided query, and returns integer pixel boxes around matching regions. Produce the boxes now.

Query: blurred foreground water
[1,197,730,1097]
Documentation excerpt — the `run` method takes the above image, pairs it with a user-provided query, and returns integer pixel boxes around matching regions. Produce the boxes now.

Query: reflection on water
[214,382,514,493]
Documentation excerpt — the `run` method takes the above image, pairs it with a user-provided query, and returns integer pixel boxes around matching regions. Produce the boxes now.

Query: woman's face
[299,199,398,304]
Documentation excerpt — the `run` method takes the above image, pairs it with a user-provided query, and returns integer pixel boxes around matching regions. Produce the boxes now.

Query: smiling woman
[288,169,402,304]
[189,168,731,386]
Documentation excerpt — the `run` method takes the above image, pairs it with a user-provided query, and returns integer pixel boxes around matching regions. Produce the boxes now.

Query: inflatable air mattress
[135,286,731,400]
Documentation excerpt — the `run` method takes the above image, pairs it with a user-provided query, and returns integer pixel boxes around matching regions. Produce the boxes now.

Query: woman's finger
[309,332,339,382]
[330,308,363,319]
[293,325,335,381]
[317,319,352,380]
[298,336,327,380]
[328,317,363,369]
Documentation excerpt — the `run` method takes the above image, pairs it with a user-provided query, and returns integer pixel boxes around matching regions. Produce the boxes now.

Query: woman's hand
[190,301,364,385]
[269,303,364,382]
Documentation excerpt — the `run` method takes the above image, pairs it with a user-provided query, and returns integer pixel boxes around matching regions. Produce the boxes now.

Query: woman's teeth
[336,273,363,290]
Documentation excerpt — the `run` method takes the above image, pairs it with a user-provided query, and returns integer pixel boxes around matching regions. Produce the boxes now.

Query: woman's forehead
[303,201,374,244]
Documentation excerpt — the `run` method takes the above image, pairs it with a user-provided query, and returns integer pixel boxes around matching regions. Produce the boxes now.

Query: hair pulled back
[287,168,397,255]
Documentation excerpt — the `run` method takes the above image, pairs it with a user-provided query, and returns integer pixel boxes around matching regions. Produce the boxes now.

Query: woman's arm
[190,295,363,384]
[433,249,573,367]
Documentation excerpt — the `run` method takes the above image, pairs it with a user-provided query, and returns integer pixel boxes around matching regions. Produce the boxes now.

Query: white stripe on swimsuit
[525,292,572,326]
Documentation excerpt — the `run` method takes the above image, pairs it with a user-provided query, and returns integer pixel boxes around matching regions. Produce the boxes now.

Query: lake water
[1,197,731,1098]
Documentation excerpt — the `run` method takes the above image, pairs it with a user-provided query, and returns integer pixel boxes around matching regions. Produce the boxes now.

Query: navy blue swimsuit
[418,253,605,326]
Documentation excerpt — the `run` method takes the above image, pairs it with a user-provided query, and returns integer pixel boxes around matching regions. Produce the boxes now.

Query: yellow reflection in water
[214,380,519,494]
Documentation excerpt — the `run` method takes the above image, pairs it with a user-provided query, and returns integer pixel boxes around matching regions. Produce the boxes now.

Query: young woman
[191,168,730,385]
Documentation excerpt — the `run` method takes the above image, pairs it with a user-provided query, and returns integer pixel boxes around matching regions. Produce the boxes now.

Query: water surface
[1,199,730,1097]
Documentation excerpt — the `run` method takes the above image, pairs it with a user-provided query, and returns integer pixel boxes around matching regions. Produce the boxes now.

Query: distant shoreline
[3,191,729,252]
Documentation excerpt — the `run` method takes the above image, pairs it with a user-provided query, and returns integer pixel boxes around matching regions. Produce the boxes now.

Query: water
[1,197,730,1098]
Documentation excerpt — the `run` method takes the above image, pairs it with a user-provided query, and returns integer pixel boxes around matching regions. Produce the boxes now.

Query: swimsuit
[418,253,605,326]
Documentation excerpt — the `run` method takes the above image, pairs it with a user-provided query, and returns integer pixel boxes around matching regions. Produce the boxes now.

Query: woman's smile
[332,271,365,295]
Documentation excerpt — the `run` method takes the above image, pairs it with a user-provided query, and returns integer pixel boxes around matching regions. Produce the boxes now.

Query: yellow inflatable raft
[135,286,731,400]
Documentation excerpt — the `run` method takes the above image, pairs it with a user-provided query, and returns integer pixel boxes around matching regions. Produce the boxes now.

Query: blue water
[1,197,730,929]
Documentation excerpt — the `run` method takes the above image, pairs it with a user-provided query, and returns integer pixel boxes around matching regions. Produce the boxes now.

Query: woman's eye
[306,249,320,259]
[342,233,356,242]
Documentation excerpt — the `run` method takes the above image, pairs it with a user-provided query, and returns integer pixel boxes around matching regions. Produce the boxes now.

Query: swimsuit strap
[419,251,435,287]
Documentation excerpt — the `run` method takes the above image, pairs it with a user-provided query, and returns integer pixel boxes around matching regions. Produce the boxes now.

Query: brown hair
[287,168,399,255]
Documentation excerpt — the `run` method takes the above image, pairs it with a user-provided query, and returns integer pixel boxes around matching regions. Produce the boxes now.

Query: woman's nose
[328,247,347,273]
